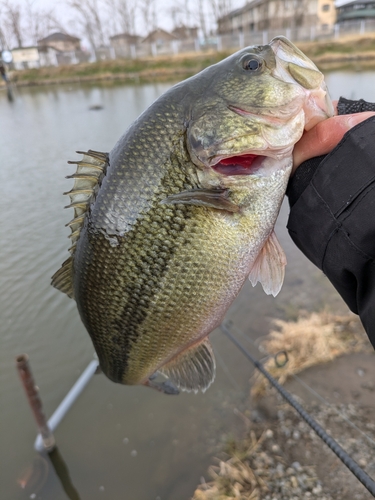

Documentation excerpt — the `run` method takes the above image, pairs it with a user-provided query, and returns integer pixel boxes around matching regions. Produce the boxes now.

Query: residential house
[109,33,142,58]
[37,32,87,65]
[38,45,59,66]
[336,0,375,23]
[141,28,177,46]
[11,46,39,70]
[172,25,199,40]
[218,0,337,35]
[141,28,178,55]
[37,32,81,52]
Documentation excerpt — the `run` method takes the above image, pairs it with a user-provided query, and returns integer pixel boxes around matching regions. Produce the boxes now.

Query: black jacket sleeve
[286,99,375,349]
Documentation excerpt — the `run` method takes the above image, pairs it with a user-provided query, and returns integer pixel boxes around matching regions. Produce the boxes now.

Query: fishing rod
[221,323,375,498]
[231,321,375,448]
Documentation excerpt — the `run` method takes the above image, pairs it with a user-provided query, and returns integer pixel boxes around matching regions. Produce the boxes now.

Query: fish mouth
[210,144,293,177]
[212,153,267,176]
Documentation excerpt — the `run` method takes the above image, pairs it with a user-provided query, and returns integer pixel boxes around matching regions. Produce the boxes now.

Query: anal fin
[248,230,287,297]
[159,337,216,393]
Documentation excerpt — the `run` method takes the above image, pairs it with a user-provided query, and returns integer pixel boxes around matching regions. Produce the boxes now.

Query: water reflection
[1,70,374,500]
[17,448,81,500]
[48,447,80,500]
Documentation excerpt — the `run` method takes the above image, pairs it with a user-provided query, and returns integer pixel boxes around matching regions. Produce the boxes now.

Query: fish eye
[242,55,262,71]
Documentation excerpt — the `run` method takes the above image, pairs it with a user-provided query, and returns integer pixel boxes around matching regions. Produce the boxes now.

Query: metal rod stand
[16,354,56,452]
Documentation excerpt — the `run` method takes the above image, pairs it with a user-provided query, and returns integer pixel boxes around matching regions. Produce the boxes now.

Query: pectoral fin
[160,337,216,393]
[248,230,287,297]
[161,189,240,213]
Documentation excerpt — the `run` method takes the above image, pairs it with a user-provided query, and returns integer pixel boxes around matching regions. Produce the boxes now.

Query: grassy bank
[8,51,230,87]
[6,34,375,88]
[299,34,375,70]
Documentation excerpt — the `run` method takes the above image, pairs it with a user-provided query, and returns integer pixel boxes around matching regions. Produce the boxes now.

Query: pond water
[0,69,374,500]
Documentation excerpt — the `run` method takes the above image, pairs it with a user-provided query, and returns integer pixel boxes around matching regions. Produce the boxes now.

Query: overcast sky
[14,0,245,48]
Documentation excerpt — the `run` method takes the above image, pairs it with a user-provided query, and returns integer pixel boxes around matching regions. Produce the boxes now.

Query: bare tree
[0,26,7,50]
[69,0,106,50]
[198,0,208,39]
[140,0,157,34]
[0,4,10,49]
[2,0,23,47]
[24,0,65,46]
[106,0,137,35]
[209,0,232,22]
[184,0,192,27]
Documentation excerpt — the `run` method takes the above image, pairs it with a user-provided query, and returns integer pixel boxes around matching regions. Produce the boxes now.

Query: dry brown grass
[192,311,372,500]
[193,430,267,500]
[251,311,369,398]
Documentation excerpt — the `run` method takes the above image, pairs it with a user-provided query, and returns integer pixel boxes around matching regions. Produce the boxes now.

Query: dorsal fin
[51,257,74,298]
[159,337,216,393]
[51,150,109,298]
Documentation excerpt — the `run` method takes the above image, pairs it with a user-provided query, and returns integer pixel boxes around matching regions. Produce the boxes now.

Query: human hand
[292,110,375,175]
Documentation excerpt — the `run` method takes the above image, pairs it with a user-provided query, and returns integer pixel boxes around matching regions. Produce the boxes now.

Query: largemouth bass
[52,37,333,394]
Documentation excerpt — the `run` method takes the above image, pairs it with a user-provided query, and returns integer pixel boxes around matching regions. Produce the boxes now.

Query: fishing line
[229,321,375,448]
[221,324,375,498]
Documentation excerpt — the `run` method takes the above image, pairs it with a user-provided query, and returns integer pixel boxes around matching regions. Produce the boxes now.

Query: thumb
[292,112,375,174]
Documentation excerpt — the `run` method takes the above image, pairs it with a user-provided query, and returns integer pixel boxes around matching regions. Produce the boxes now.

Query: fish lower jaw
[211,148,293,177]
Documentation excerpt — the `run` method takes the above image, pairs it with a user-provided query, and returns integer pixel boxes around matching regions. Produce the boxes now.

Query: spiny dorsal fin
[51,150,109,297]
[248,230,287,297]
[65,149,109,229]
[159,337,216,393]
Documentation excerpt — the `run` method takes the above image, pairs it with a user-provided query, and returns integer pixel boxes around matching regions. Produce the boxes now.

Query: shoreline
[4,68,193,88]
[3,35,375,88]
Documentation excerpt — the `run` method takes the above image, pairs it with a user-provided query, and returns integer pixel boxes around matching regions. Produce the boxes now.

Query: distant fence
[99,18,375,61]
[9,18,375,70]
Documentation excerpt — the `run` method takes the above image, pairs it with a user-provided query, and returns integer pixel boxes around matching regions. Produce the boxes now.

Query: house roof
[336,0,375,6]
[110,33,141,42]
[11,46,38,52]
[338,8,375,20]
[172,24,198,31]
[172,25,198,35]
[38,32,80,44]
[141,28,177,44]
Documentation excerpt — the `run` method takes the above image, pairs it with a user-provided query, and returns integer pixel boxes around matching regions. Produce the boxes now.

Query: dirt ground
[257,351,375,499]
[194,350,375,500]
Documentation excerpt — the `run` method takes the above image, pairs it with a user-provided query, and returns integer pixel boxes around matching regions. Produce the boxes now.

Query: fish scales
[74,97,270,384]
[53,37,333,393]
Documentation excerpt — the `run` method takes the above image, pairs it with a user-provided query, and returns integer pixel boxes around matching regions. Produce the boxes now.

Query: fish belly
[74,203,263,385]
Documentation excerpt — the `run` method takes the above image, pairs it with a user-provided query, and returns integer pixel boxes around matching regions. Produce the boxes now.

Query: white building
[218,0,337,35]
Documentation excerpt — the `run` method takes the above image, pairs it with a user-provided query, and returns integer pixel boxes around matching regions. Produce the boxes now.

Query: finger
[292,112,375,174]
